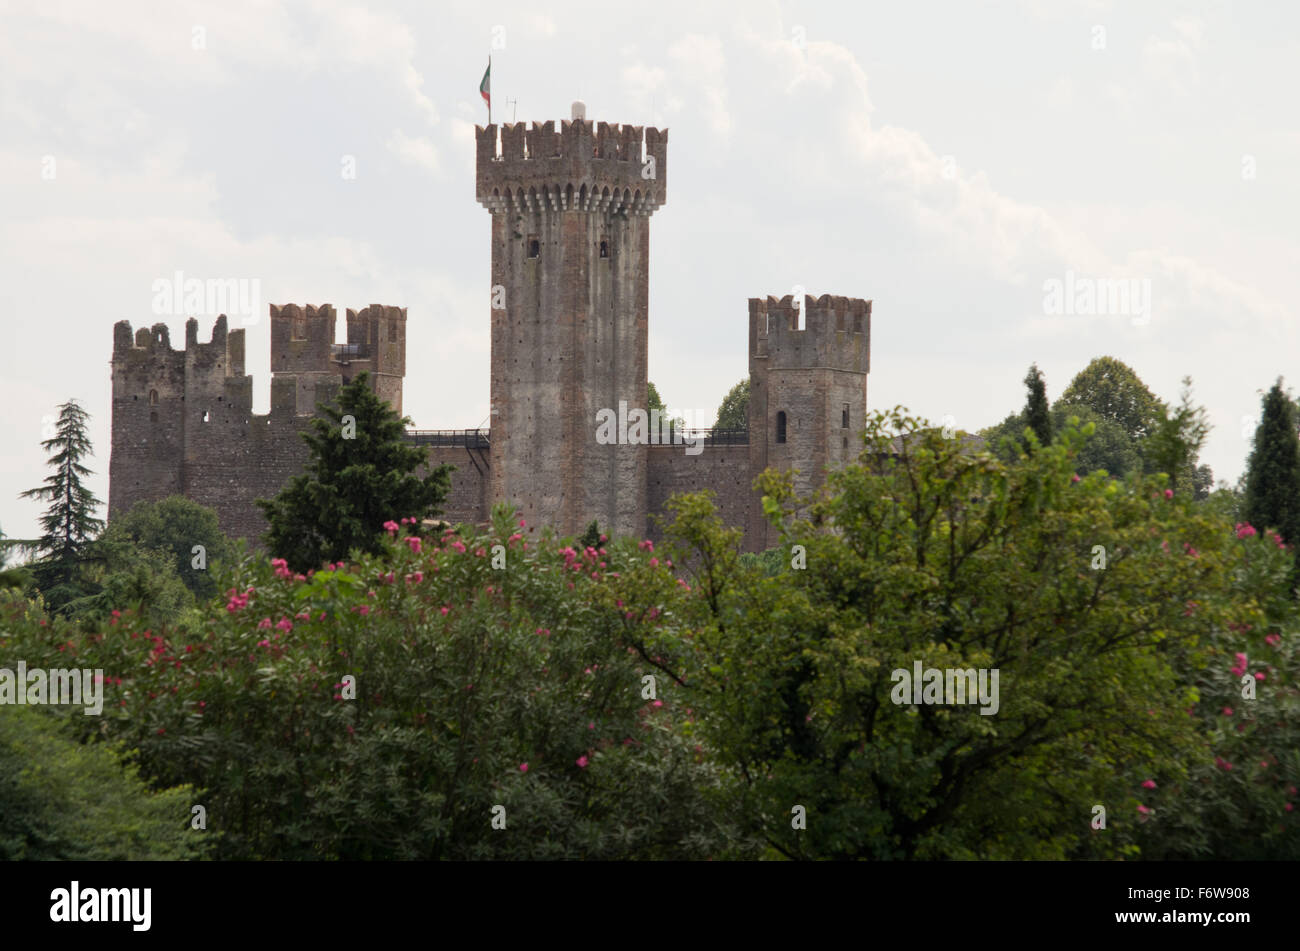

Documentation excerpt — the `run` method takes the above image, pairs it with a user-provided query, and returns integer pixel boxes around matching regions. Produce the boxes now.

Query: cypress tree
[1023,363,1053,450]
[1243,379,1300,547]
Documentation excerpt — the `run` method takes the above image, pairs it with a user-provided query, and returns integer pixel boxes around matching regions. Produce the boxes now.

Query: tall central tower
[476,104,668,538]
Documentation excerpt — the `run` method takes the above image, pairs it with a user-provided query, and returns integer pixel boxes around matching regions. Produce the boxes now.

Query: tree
[19,400,104,604]
[0,706,209,860]
[578,520,602,550]
[647,381,685,432]
[1243,379,1300,548]
[1145,377,1211,497]
[715,379,749,431]
[98,496,233,601]
[1022,364,1052,449]
[258,372,453,572]
[1057,356,1165,450]
[668,409,1227,859]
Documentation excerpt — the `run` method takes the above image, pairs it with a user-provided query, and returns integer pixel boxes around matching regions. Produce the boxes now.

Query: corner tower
[476,103,668,538]
[746,294,871,549]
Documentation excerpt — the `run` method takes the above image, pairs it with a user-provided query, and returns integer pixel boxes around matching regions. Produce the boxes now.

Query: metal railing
[405,429,490,448]
[403,428,749,448]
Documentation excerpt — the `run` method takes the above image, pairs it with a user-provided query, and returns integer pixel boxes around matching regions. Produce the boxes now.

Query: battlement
[476,119,667,215]
[749,294,871,373]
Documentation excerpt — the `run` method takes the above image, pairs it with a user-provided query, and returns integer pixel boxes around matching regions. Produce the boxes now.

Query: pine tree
[1022,364,1052,450]
[1243,379,1300,547]
[20,400,104,594]
[258,372,453,571]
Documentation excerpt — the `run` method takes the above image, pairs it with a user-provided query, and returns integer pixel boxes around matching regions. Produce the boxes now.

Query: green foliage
[1244,380,1300,549]
[647,381,686,432]
[1022,363,1052,449]
[0,706,210,860]
[0,518,752,860]
[99,496,234,601]
[1146,377,1212,499]
[715,378,750,431]
[578,520,602,550]
[258,372,453,572]
[20,400,104,599]
[69,532,195,626]
[663,408,1300,859]
[1057,355,1165,447]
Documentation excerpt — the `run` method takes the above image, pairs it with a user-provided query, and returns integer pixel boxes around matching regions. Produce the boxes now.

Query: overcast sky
[2,0,1297,541]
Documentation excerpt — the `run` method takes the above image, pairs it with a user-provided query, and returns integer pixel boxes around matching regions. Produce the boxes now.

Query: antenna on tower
[506,97,518,123]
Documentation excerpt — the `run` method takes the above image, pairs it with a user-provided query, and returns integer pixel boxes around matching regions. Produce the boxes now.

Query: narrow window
[202,410,210,423]
[599,238,609,258]
[842,403,850,429]
[293,316,306,340]
[527,236,540,258]
[776,411,787,444]
[148,389,158,405]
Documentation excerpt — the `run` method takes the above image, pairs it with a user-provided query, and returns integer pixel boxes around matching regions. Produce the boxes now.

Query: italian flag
[479,63,490,108]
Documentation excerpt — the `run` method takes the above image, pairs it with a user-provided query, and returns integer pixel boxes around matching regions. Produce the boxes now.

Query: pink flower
[406,536,422,554]
[1256,671,1266,681]
[518,518,527,528]
[1071,474,1080,483]
[356,605,370,616]
[1215,756,1233,771]
[1222,707,1233,716]
[1266,633,1281,647]
[384,520,400,535]
[519,762,529,773]
[1287,803,1295,813]
[276,617,293,632]
[1236,523,1257,539]
[649,557,659,568]
[1141,779,1156,789]
[410,571,424,584]
[508,533,522,543]
[1137,804,1152,815]
[440,606,449,616]
[257,639,270,648]
[652,699,663,708]
[258,618,272,629]
[1164,488,1174,499]
[588,721,595,730]
[576,755,589,768]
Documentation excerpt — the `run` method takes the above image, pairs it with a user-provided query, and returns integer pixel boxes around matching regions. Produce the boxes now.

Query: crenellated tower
[476,102,668,538]
[746,294,871,548]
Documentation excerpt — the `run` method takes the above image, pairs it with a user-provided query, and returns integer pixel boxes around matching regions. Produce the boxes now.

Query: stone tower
[475,105,668,538]
[745,294,871,548]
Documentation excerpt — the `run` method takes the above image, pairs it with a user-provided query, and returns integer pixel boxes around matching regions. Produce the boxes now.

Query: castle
[109,105,871,553]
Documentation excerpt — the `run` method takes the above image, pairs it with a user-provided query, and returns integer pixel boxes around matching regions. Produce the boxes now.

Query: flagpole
[488,54,492,125]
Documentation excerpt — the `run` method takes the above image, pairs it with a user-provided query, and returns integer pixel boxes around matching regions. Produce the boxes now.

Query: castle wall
[647,444,753,547]
[110,309,405,545]
[422,446,490,526]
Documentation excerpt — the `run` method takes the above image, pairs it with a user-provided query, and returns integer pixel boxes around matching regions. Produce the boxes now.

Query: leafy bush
[0,705,209,860]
